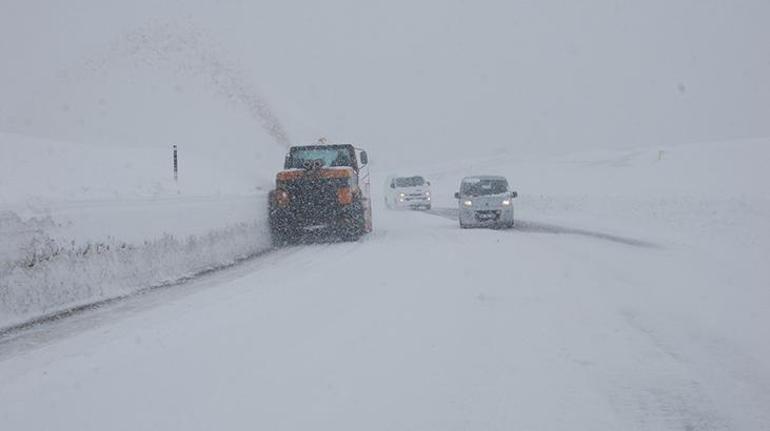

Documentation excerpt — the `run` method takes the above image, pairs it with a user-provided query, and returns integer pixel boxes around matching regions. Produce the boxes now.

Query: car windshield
[286,147,353,169]
[394,176,425,187]
[461,178,508,196]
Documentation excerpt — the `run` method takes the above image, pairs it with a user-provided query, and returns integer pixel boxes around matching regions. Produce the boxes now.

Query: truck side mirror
[390,183,395,189]
[511,191,518,198]
[360,151,368,166]
[426,181,431,186]
[454,192,460,199]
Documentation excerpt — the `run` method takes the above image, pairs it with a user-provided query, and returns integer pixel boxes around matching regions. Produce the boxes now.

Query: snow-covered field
[0,132,278,329]
[1,137,768,429]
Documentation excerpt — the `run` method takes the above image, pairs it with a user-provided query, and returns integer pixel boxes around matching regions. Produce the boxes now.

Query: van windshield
[461,178,508,196]
[394,176,425,187]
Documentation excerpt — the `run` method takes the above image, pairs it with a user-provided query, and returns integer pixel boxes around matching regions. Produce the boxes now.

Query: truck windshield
[461,179,508,196]
[286,147,353,169]
[394,176,425,187]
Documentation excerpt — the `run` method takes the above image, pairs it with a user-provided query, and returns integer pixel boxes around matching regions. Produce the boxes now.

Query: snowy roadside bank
[0,132,275,330]
[0,202,271,331]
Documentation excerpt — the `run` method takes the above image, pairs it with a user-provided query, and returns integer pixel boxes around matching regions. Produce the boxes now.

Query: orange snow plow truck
[268,143,372,245]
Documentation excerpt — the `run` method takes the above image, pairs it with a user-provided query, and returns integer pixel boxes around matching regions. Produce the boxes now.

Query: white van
[454,175,517,228]
[384,175,432,210]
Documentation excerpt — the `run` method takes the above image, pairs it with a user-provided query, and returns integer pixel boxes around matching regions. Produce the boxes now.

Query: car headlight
[463,200,473,207]
[425,191,431,196]
[502,199,511,206]
[399,192,406,198]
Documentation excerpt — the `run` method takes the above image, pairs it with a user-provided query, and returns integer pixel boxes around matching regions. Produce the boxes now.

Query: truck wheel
[270,226,293,247]
[269,210,295,246]
[341,204,366,242]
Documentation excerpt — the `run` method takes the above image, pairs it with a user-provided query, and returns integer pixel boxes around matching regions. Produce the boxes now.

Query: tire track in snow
[422,206,726,428]
[426,207,659,248]
[606,309,731,430]
[0,245,284,350]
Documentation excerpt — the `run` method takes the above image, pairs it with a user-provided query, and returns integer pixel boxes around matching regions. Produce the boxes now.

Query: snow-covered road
[1,202,768,430]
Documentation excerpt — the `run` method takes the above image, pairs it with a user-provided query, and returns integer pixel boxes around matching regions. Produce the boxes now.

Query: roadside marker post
[173,145,178,182]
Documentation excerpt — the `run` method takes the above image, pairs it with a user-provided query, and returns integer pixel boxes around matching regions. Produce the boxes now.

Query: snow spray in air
[81,19,291,148]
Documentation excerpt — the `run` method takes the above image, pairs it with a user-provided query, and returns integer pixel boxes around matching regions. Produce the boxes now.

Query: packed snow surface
[1,138,769,430]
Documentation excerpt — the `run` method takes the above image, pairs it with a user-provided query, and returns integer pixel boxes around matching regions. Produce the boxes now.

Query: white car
[454,175,517,228]
[384,175,432,210]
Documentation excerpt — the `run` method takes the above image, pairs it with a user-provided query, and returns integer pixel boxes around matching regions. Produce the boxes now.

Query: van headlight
[502,199,512,206]
[463,200,473,207]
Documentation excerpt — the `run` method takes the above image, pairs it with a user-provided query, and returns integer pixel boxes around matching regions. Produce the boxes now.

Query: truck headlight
[502,199,511,206]
[463,200,473,207]
[337,187,353,205]
[275,189,290,207]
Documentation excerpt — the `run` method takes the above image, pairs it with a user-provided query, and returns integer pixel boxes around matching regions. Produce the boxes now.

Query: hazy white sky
[1,0,768,164]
